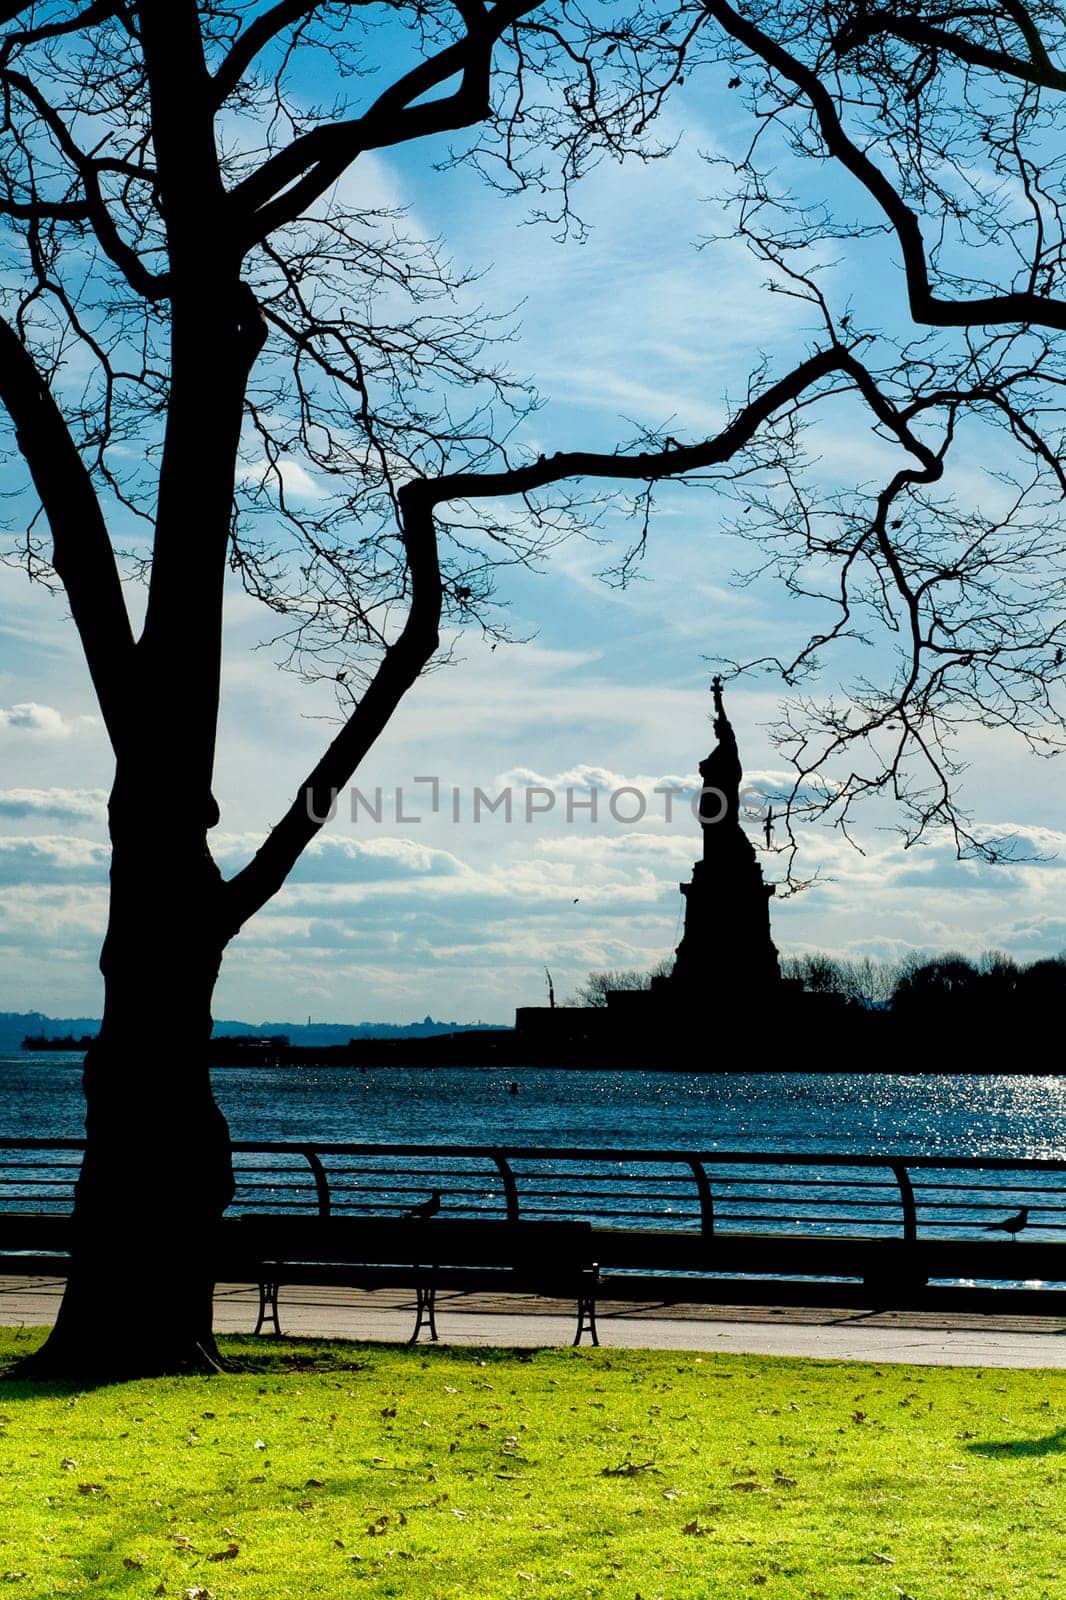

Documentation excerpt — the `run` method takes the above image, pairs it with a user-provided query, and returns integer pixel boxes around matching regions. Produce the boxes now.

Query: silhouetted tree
[571,960,674,1007]
[783,952,902,1005]
[1018,955,1066,1010]
[1,0,716,1379]
[974,950,1021,1007]
[891,954,980,1015]
[782,953,844,995]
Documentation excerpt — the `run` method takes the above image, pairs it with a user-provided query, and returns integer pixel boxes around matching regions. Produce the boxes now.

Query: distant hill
[212,1017,506,1047]
[0,1012,100,1051]
[2,1010,506,1051]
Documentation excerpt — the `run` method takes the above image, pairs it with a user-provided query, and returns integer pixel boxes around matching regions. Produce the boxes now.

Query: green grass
[0,1328,1063,1599]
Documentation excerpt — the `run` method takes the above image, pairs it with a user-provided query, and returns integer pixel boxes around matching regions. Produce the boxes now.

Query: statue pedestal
[670,828,781,999]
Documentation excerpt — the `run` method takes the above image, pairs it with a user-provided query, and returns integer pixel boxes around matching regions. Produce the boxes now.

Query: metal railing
[2,1138,1065,1245]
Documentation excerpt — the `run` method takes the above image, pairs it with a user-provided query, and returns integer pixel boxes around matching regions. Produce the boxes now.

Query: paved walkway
[4,1275,1066,1368]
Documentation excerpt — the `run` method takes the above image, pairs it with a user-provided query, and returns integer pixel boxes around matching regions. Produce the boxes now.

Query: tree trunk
[15,799,235,1382]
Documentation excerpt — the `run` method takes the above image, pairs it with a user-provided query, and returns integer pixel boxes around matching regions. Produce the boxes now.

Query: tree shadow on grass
[966,1427,1066,1459]
[0,1332,554,1392]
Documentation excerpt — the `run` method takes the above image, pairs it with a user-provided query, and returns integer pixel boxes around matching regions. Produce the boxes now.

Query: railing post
[491,1151,520,1222]
[303,1146,332,1217]
[890,1160,917,1243]
[688,1159,714,1237]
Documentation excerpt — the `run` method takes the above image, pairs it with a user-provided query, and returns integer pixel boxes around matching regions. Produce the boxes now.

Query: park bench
[578,1228,1066,1314]
[220,1215,602,1344]
[2,1139,1064,1339]
[0,1211,71,1278]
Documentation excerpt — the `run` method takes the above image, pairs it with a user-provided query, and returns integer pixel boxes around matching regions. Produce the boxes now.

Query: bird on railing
[984,1205,1029,1240]
[402,1190,442,1220]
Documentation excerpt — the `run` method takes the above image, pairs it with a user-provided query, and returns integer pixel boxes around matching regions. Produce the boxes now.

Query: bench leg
[255,1279,282,1337]
[410,1279,438,1344]
[574,1269,599,1347]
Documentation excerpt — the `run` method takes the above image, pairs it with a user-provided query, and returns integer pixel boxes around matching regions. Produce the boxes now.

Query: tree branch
[421,345,905,503]
[0,67,167,298]
[0,1,122,58]
[705,0,1066,332]
[0,197,93,219]
[221,481,443,933]
[833,4,1066,92]
[0,313,135,750]
[232,0,541,251]
[211,0,331,110]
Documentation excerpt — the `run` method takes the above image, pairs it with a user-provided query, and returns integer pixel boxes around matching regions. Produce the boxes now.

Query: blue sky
[2,48,1065,1024]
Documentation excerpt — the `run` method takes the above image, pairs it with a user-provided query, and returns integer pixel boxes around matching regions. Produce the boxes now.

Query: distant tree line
[573,952,1066,1016]
[782,950,1066,1016]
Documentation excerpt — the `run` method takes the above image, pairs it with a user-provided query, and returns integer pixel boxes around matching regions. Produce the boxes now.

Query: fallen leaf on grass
[76,1484,104,1496]
[206,1544,239,1563]
[122,1558,144,1571]
[730,1480,766,1493]
[60,1459,76,1472]
[681,1520,709,1537]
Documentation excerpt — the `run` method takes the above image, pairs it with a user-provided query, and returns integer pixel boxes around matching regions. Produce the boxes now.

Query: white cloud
[213,832,468,883]
[0,836,110,884]
[238,456,328,502]
[0,787,107,822]
[0,702,96,737]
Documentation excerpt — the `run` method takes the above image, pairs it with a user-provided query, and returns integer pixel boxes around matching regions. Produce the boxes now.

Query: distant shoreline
[8,1030,1063,1076]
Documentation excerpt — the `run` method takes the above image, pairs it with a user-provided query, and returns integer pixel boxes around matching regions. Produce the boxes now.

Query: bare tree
[570,960,674,1007]
[0,0,703,1378]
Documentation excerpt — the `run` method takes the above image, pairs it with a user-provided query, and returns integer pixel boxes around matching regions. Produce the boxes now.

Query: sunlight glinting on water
[3,1056,1065,1160]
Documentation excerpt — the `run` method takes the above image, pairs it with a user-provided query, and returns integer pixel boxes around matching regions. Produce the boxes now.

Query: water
[3,1052,1065,1158]
[4,1056,1066,1271]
